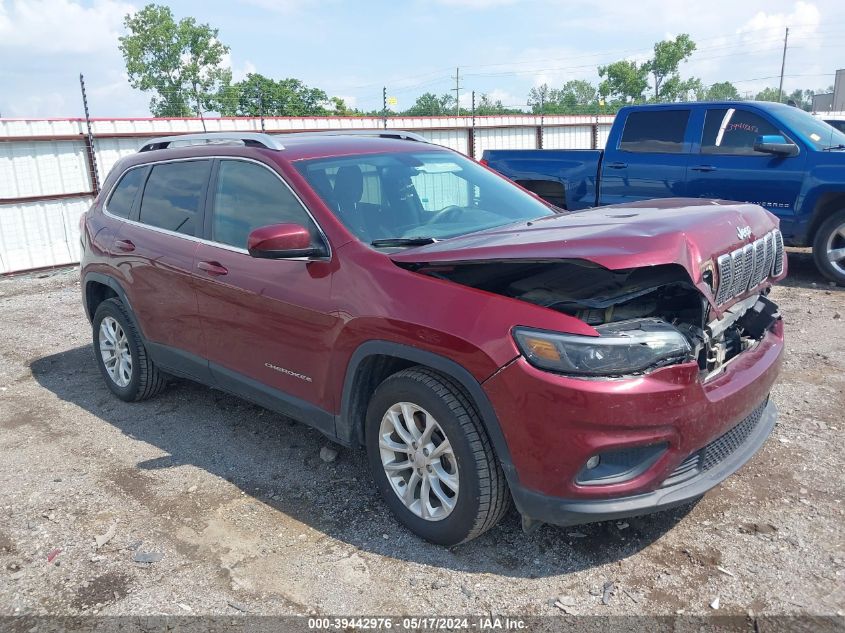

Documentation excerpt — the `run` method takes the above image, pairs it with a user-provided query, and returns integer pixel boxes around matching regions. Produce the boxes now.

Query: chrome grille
[739,244,754,294]
[773,230,785,276]
[713,229,785,305]
[763,232,775,278]
[730,249,746,297]
[715,254,733,305]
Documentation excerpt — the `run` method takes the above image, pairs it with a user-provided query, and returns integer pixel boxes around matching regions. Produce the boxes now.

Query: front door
[193,159,339,432]
[599,108,691,206]
[685,106,807,240]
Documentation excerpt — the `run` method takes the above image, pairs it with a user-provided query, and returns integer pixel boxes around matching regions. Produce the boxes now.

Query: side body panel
[481,149,603,209]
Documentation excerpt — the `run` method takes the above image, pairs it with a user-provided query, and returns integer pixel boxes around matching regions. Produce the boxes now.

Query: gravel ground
[0,250,843,618]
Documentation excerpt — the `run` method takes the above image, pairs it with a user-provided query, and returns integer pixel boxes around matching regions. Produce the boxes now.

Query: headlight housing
[513,318,692,377]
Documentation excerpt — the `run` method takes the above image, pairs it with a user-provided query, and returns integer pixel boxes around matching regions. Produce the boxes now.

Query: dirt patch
[71,572,130,610]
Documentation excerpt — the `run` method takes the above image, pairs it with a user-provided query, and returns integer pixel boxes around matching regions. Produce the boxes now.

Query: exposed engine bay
[412,259,780,378]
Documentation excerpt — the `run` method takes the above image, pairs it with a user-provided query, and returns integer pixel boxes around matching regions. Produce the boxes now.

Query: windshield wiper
[822,144,845,151]
[371,237,438,247]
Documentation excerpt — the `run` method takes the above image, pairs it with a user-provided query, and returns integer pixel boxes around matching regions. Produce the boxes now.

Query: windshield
[774,106,845,150]
[295,150,556,246]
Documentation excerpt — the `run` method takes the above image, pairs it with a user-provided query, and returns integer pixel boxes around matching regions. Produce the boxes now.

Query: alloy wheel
[378,402,459,521]
[825,220,845,276]
[99,316,132,387]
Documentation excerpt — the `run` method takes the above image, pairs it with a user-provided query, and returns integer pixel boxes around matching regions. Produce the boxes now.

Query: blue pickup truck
[482,101,845,283]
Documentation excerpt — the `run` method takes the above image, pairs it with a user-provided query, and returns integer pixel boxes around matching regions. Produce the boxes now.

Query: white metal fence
[0,114,614,273]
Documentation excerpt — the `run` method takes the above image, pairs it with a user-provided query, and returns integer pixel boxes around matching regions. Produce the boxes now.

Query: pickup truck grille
[715,229,784,305]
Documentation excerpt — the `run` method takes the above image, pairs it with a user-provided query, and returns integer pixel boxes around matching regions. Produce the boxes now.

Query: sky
[1,0,844,118]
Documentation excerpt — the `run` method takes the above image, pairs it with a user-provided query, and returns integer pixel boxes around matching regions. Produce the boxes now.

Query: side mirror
[247,223,326,259]
[753,135,799,157]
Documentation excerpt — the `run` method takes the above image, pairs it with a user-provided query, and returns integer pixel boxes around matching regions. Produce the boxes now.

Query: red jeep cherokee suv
[80,131,785,545]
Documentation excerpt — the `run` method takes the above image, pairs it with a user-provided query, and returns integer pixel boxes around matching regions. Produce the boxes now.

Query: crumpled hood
[391,198,781,292]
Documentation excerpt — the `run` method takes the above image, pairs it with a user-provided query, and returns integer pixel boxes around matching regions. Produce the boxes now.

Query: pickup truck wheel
[92,298,166,402]
[365,367,510,545]
[813,208,845,285]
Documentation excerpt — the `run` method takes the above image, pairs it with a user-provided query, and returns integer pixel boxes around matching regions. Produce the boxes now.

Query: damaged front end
[405,259,780,379]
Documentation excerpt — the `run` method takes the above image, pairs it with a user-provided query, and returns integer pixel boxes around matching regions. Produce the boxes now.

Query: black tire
[92,298,166,402]
[365,366,510,545]
[812,208,845,285]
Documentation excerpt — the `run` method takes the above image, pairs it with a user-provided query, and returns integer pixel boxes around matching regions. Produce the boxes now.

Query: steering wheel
[427,205,465,225]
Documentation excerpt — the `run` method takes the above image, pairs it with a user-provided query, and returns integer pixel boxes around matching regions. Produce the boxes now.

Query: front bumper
[482,319,783,525]
[510,398,776,526]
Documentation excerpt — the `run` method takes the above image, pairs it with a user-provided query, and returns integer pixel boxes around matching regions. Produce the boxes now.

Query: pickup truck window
[776,106,845,150]
[619,110,689,154]
[701,108,782,156]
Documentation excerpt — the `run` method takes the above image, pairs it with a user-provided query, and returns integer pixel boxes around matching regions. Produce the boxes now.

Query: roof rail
[281,129,430,143]
[139,132,285,152]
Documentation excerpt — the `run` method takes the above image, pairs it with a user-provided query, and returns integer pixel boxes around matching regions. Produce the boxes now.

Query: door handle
[691,165,717,172]
[607,162,628,169]
[197,260,229,276]
[115,239,135,252]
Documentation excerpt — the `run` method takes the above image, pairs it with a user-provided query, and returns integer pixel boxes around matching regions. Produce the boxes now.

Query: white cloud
[0,0,134,54]
[432,0,518,7]
[220,52,257,82]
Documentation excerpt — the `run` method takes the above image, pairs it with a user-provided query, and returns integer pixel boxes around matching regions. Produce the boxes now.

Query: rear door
[599,108,691,206]
[685,106,807,235]
[114,159,211,379]
[193,158,339,433]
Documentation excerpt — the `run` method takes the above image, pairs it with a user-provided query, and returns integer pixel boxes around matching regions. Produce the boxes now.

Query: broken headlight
[513,318,692,377]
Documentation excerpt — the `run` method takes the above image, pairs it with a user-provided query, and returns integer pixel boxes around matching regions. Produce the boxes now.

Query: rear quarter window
[105,168,145,218]
[619,110,690,154]
[138,160,211,237]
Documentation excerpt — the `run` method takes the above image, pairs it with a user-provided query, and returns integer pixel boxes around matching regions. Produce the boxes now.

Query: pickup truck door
[598,108,692,206]
[685,106,807,237]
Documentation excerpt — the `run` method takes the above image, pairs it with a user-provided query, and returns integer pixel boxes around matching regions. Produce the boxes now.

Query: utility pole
[258,87,265,132]
[778,27,789,103]
[452,67,462,116]
[383,86,388,128]
[193,81,206,132]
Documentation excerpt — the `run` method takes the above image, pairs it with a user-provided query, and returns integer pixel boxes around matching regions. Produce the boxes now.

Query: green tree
[755,87,782,102]
[647,34,696,100]
[119,4,230,117]
[527,83,553,112]
[598,60,649,103]
[702,81,740,101]
[404,92,455,116]
[474,93,521,115]
[556,80,598,110]
[328,96,354,115]
[214,73,331,116]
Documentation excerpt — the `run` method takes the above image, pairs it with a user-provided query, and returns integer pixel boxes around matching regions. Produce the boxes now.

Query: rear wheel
[92,298,166,401]
[813,208,845,285]
[365,367,510,545]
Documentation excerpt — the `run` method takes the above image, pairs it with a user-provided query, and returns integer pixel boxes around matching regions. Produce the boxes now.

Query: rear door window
[619,110,690,153]
[106,168,145,218]
[138,160,211,237]
[701,108,783,155]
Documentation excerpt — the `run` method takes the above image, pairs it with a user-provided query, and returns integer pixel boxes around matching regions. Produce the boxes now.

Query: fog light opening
[585,455,601,470]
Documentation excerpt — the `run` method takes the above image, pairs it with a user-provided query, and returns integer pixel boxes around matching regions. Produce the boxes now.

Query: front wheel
[813,208,845,285]
[365,367,510,545]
